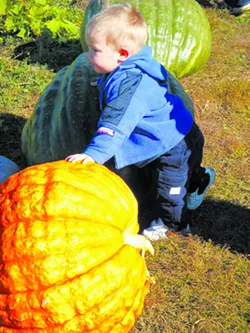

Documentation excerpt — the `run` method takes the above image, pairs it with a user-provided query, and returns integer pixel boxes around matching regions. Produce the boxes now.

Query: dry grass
[133,235,250,333]
[182,9,250,207]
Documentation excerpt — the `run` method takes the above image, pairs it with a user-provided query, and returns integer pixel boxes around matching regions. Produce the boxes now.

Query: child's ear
[118,48,130,62]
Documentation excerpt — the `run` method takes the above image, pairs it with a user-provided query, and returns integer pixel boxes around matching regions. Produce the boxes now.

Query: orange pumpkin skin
[0,161,152,333]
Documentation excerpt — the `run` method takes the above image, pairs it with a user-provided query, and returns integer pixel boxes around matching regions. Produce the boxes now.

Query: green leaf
[45,19,61,36]
[11,4,23,15]
[31,20,42,35]
[5,16,15,31]
[0,0,7,15]
[17,27,26,39]
[34,0,48,5]
[29,5,46,18]
[61,20,79,35]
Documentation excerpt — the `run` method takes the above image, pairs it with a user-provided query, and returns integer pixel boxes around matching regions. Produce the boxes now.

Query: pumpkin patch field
[0,1,250,332]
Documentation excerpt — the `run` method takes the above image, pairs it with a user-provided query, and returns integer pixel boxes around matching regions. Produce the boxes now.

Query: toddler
[66,4,215,240]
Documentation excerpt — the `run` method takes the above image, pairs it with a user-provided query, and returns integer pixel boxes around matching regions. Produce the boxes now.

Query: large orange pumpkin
[0,161,153,333]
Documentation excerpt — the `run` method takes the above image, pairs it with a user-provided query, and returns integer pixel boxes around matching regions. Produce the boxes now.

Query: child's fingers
[65,154,84,162]
[81,156,95,164]
[65,154,95,164]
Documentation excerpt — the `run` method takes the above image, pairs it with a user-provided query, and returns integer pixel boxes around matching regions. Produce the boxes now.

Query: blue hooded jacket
[84,46,193,169]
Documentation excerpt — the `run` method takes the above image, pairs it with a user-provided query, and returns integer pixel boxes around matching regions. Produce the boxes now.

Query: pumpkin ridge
[62,249,149,332]
[0,244,127,292]
[82,163,137,202]
[0,247,148,331]
[1,219,127,261]
[78,288,145,332]
[109,285,148,332]
[81,253,149,333]
[0,245,142,295]
[1,225,147,293]
[0,166,137,233]
[1,235,125,262]
[1,237,123,262]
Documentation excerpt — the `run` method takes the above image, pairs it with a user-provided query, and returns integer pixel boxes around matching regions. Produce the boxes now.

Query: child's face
[87,34,121,73]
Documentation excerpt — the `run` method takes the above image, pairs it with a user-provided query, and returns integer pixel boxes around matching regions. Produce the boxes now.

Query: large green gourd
[22,53,99,165]
[80,0,211,78]
[21,52,194,202]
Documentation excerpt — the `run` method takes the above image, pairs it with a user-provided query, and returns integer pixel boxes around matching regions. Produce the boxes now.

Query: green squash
[21,52,194,203]
[21,53,99,166]
[80,0,211,79]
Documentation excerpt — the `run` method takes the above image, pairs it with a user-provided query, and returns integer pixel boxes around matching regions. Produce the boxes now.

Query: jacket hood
[118,46,168,82]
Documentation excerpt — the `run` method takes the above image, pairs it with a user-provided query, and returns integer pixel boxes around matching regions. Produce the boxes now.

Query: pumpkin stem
[124,234,155,281]
[123,234,154,256]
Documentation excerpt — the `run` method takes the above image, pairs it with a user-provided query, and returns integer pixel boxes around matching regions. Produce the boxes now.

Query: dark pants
[224,0,249,6]
[145,122,205,231]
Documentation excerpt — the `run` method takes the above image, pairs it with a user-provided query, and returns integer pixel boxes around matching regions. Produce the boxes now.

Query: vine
[0,0,83,42]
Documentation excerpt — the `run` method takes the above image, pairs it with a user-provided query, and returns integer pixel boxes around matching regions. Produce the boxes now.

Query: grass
[135,236,250,332]
[0,4,250,333]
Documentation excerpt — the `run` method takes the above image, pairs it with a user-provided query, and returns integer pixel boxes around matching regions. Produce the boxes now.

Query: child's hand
[65,153,95,164]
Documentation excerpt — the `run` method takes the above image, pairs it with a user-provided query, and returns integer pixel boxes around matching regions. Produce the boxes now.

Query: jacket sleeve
[83,72,150,164]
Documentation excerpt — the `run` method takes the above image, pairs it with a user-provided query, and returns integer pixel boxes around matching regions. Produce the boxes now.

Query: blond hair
[85,4,147,55]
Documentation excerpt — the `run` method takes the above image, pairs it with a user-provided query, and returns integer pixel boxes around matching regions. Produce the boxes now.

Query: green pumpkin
[21,53,99,166]
[80,0,211,79]
[21,52,194,203]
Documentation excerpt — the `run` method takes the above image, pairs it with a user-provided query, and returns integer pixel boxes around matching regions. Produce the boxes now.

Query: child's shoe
[225,0,250,14]
[142,219,191,240]
[142,218,169,241]
[187,168,215,210]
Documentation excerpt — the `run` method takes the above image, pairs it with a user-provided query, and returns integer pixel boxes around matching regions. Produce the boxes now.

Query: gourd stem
[123,234,154,256]
[124,233,155,281]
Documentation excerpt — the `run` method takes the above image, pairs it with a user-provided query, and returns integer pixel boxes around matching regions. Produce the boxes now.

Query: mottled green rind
[21,53,100,165]
[80,0,211,79]
[21,52,194,167]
